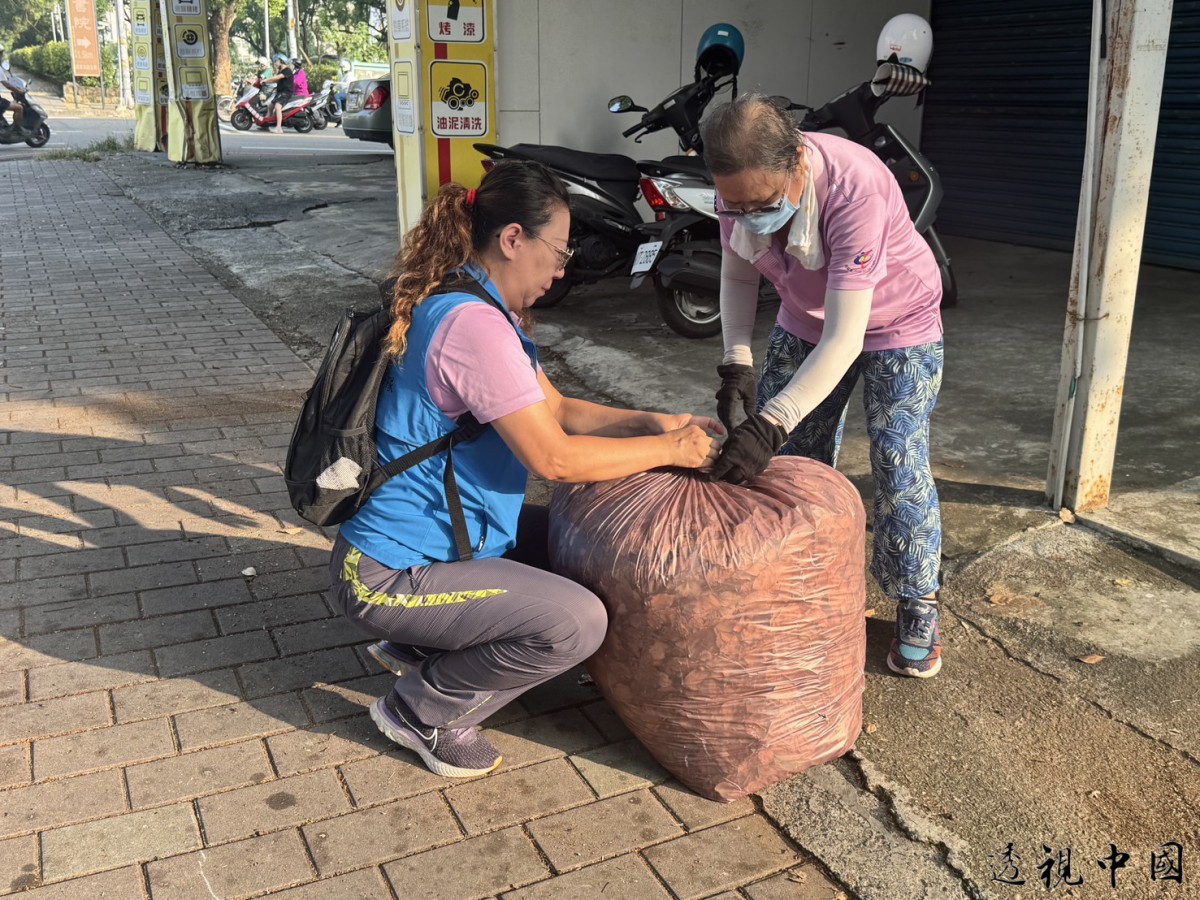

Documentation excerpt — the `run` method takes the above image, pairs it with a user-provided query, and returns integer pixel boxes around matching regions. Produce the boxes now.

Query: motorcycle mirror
[608,95,646,114]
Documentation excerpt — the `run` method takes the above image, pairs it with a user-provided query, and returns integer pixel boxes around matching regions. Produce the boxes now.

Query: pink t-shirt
[425,303,545,422]
[719,131,942,352]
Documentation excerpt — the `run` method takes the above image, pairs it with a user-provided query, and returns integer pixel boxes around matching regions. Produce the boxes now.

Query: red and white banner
[68,0,102,78]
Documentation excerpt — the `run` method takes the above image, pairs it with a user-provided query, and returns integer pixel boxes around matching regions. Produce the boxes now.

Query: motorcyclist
[292,58,309,97]
[255,55,273,112]
[261,54,295,134]
[0,44,30,135]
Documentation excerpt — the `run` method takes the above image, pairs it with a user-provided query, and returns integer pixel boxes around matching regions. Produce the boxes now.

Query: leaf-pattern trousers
[758,325,944,601]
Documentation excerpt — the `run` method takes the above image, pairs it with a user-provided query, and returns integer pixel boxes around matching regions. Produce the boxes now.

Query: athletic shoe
[369,692,502,778]
[366,641,429,676]
[887,598,942,678]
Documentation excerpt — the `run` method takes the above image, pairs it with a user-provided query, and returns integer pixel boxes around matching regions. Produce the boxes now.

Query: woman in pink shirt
[704,94,945,679]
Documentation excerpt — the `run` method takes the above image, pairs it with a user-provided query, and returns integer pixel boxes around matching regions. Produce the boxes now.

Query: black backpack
[284,277,505,560]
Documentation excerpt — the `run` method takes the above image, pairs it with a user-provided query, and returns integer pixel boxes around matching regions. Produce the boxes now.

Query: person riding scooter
[291,58,309,97]
[262,54,295,134]
[254,55,273,113]
[0,44,30,136]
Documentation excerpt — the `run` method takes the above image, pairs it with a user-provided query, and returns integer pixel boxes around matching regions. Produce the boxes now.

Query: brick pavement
[0,160,844,898]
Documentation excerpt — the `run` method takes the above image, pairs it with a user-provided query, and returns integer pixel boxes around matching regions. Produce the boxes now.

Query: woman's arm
[720,251,761,367]
[489,394,719,483]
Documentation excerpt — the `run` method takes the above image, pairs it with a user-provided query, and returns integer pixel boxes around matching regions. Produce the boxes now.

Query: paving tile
[744,865,846,900]
[0,670,24,708]
[12,865,146,898]
[138,576,252,615]
[27,650,156,700]
[301,673,393,724]
[0,743,30,789]
[303,793,461,876]
[88,561,197,599]
[154,630,276,677]
[194,548,301,583]
[445,758,594,834]
[0,770,126,838]
[266,713,390,776]
[487,709,605,773]
[198,769,351,843]
[18,547,124,582]
[0,834,37,894]
[502,853,671,900]
[270,616,365,656]
[527,790,681,873]
[173,693,309,750]
[652,780,757,831]
[570,738,672,798]
[238,646,365,698]
[247,868,385,899]
[383,825,548,899]
[215,595,331,634]
[517,667,603,716]
[113,669,241,722]
[0,574,87,610]
[33,718,175,779]
[248,567,330,601]
[23,594,140,635]
[127,739,272,808]
[577,701,628,741]
[145,829,313,900]
[0,691,110,744]
[338,752,453,807]
[0,629,98,673]
[41,804,200,882]
[642,815,800,900]
[97,609,217,654]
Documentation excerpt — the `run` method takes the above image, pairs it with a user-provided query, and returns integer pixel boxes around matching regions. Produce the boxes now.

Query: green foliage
[40,132,135,162]
[11,41,117,89]
[0,0,58,50]
[305,62,337,89]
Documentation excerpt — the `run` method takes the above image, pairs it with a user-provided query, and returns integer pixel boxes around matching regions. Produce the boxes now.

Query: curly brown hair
[383,160,569,359]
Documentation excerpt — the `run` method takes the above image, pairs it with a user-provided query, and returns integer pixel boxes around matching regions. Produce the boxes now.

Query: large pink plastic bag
[549,456,866,802]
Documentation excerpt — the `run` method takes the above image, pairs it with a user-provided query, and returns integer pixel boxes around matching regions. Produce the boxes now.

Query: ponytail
[383,160,569,359]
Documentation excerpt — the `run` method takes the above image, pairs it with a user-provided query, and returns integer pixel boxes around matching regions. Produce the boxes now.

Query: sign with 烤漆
[426,0,485,43]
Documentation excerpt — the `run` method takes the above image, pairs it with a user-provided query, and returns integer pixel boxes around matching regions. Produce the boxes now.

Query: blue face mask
[738,195,799,235]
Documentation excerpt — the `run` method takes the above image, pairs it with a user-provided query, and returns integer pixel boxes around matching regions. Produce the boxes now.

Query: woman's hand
[664,424,722,470]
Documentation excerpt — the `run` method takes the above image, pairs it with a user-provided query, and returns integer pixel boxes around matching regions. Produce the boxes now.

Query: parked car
[343,78,393,147]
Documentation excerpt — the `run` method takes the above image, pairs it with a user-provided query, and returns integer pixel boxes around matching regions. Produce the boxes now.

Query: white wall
[494,0,933,158]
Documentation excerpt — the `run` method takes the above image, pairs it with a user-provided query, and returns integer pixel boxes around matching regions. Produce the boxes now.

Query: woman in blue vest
[329,160,723,778]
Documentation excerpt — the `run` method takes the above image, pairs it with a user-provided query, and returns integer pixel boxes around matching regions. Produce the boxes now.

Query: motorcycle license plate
[630,241,663,276]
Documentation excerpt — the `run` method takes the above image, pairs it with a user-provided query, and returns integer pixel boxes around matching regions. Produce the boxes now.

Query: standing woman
[329,160,722,778]
[703,94,945,678]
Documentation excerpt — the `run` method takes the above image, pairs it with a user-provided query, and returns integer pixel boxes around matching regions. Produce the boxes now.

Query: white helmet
[876,14,932,73]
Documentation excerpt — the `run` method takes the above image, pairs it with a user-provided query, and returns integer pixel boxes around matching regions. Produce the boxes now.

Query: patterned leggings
[758,325,944,601]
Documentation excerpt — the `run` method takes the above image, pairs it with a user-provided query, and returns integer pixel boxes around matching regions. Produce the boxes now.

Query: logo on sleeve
[853,249,874,268]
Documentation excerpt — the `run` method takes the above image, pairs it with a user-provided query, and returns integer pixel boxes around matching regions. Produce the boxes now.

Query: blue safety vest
[340,273,537,571]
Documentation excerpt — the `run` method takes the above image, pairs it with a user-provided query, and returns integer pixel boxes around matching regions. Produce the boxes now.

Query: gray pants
[328,506,606,729]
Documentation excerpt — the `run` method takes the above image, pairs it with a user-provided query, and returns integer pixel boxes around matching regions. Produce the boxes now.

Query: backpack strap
[364,275,519,561]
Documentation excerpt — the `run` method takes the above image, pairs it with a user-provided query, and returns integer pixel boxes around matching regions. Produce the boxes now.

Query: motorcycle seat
[639,155,711,180]
[509,143,640,184]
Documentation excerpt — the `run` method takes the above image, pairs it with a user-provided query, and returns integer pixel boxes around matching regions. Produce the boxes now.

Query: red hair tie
[466,188,477,208]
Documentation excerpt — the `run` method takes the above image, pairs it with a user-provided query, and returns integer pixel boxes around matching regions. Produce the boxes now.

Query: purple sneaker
[366,641,429,676]
[887,598,942,678]
[369,692,502,778]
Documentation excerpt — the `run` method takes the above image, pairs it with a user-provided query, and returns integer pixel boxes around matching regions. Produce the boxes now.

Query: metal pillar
[1047,0,1175,513]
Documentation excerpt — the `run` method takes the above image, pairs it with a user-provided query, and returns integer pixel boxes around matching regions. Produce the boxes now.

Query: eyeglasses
[531,233,574,270]
[717,170,793,218]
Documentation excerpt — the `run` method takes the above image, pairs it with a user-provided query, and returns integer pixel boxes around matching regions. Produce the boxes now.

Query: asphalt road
[0,114,391,164]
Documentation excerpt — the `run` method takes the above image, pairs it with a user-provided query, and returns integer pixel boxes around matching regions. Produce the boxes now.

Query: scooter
[229,78,314,133]
[474,24,744,308]
[0,81,51,148]
[308,81,341,129]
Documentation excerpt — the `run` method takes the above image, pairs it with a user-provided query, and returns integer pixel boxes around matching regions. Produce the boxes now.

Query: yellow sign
[425,1,486,43]
[130,0,164,151]
[428,60,487,138]
[157,0,222,163]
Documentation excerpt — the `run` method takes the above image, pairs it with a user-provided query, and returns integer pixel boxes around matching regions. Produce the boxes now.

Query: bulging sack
[550,456,866,802]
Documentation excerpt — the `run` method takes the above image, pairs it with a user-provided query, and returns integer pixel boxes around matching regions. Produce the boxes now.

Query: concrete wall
[494,0,933,158]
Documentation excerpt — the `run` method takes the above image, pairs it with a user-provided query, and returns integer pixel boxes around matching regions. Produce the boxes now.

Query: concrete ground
[1,147,1196,899]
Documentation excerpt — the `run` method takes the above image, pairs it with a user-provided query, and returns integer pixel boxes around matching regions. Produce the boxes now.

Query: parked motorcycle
[229,78,314,133]
[636,15,957,338]
[473,24,744,308]
[308,81,341,129]
[0,79,51,148]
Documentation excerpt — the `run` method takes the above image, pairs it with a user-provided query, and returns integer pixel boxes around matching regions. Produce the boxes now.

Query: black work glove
[715,363,758,433]
[710,413,789,485]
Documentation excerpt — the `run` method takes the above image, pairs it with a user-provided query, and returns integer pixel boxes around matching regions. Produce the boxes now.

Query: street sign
[67,0,102,78]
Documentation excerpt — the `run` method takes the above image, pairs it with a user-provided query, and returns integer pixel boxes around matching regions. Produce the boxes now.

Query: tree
[0,0,59,49]
[207,0,248,98]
